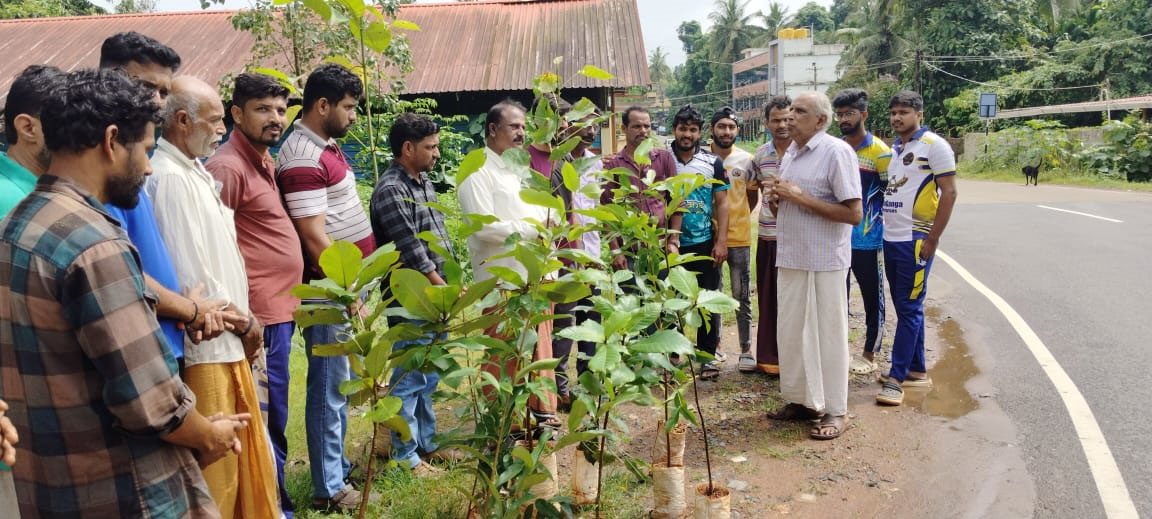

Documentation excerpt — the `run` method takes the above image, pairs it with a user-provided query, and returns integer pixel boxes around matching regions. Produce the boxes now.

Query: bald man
[146,76,280,518]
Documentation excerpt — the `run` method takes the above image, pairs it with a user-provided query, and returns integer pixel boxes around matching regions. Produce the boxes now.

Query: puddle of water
[903,306,980,418]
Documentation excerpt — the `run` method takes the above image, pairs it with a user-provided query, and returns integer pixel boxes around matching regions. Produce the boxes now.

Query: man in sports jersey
[876,91,959,406]
[833,89,892,376]
[669,105,730,380]
[277,63,374,511]
[708,107,757,372]
[749,96,792,375]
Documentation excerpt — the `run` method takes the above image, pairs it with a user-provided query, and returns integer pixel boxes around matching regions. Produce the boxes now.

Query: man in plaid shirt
[0,69,248,518]
[369,113,456,475]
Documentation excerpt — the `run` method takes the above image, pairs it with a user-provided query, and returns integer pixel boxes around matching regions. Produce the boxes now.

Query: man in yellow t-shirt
[709,107,758,370]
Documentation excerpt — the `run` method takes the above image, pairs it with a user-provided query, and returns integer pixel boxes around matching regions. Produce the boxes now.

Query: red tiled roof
[0,0,648,101]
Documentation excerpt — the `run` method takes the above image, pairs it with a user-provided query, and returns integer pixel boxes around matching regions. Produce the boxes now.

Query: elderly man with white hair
[765,91,862,441]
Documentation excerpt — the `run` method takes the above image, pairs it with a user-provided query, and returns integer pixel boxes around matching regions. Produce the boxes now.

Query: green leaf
[485,266,525,287]
[610,364,636,386]
[549,136,582,161]
[553,431,597,451]
[630,330,693,355]
[301,0,331,23]
[383,415,412,442]
[291,284,333,300]
[565,97,599,122]
[336,0,364,18]
[362,21,393,53]
[633,136,656,165]
[284,105,302,125]
[567,397,589,432]
[389,269,439,321]
[319,240,364,289]
[502,147,531,171]
[561,161,580,193]
[511,445,534,469]
[441,366,477,389]
[366,341,392,379]
[697,289,738,314]
[588,344,622,373]
[392,19,420,31]
[293,304,346,329]
[577,64,614,81]
[514,358,560,381]
[601,309,633,339]
[451,277,499,315]
[355,245,399,290]
[538,280,591,304]
[573,207,617,222]
[663,298,691,312]
[456,148,487,186]
[630,302,662,332]
[557,321,604,343]
[309,343,347,357]
[667,266,699,298]
[325,55,355,69]
[519,189,565,215]
[533,72,562,94]
[339,378,369,397]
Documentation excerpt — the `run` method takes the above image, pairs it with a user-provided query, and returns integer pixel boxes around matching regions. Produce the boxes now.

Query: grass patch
[960,164,1152,192]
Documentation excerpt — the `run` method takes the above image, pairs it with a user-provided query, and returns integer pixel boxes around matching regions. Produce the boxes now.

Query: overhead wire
[922,61,1101,92]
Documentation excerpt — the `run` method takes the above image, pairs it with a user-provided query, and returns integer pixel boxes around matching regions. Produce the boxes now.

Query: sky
[152,0,833,68]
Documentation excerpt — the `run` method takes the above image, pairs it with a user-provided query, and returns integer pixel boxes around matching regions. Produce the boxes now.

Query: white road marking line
[936,251,1138,519]
[1036,204,1124,223]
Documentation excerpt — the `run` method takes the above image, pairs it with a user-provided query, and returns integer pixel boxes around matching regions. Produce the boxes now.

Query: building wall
[732,36,845,139]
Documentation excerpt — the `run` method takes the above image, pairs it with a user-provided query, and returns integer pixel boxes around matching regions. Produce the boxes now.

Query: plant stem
[662,370,670,465]
[356,15,380,185]
[686,360,714,494]
[595,395,608,519]
[358,413,377,519]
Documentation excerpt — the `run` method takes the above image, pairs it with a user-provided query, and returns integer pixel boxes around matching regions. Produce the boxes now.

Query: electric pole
[808,62,819,90]
[914,48,922,93]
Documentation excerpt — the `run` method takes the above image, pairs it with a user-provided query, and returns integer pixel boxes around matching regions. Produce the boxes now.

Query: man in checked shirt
[369,113,459,476]
[0,68,248,519]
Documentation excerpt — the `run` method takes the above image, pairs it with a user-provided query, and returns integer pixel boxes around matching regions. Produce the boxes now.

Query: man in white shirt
[458,100,559,429]
[767,92,861,441]
[146,76,279,517]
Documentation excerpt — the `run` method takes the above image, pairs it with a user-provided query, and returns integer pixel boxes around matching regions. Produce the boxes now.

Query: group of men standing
[0,32,458,519]
[0,30,959,519]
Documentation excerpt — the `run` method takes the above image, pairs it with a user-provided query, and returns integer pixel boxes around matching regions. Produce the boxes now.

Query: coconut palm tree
[835,0,909,77]
[753,2,793,45]
[706,0,760,65]
[649,46,673,93]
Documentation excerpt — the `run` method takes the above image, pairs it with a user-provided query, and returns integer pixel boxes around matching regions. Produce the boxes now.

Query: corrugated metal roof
[0,0,649,100]
[0,11,255,97]
[399,0,649,93]
[993,95,1152,119]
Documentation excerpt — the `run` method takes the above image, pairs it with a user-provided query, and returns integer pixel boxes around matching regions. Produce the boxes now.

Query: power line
[665,87,734,102]
[922,32,1152,61]
[922,61,1101,92]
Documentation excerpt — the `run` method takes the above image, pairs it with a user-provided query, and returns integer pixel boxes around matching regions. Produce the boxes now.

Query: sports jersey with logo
[882,128,956,242]
[721,146,755,247]
[751,141,785,239]
[673,147,729,247]
[851,133,892,250]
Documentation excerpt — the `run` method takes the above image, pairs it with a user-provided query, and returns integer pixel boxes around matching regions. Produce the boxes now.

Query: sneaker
[700,361,721,379]
[737,353,757,372]
[312,484,361,513]
[412,462,444,477]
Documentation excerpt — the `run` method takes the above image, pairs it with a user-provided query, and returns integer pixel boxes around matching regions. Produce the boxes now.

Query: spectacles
[834,111,860,120]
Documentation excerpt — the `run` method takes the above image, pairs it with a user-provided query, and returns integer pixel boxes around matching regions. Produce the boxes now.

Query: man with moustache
[766,92,860,441]
[602,106,680,270]
[876,91,958,406]
[0,68,249,519]
[206,72,301,518]
[708,107,757,372]
[669,105,730,380]
[832,89,892,376]
[749,96,793,375]
[0,66,63,218]
[458,99,560,431]
[147,76,279,518]
[276,63,373,512]
[370,113,458,476]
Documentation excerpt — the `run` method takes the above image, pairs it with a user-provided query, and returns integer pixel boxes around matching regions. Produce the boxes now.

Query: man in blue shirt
[669,105,730,379]
[100,32,231,359]
[0,65,63,218]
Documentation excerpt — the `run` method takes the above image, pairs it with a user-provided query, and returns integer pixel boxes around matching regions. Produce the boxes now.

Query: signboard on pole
[979,93,998,118]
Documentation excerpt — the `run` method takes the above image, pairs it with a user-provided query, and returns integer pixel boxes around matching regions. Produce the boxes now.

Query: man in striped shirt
[749,96,792,375]
[276,63,373,512]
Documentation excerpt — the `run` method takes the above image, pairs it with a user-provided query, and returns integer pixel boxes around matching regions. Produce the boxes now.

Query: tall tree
[792,1,834,32]
[835,0,907,76]
[754,2,792,45]
[830,0,858,28]
[649,46,673,92]
[0,0,104,18]
[706,0,759,65]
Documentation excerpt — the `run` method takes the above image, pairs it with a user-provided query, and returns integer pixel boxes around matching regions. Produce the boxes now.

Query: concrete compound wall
[961,128,1103,161]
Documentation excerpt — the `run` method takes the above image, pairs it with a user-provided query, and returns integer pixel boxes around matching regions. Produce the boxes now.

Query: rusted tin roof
[0,0,649,101]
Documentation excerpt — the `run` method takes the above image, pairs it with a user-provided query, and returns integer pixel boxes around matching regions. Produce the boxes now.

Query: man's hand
[198,413,250,468]
[184,284,229,343]
[611,254,629,271]
[665,241,679,255]
[711,241,728,265]
[223,313,264,360]
[349,300,368,319]
[0,399,18,467]
[919,237,939,261]
[772,178,803,203]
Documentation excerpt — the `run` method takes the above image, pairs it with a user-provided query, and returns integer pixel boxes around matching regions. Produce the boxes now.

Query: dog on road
[1022,158,1044,186]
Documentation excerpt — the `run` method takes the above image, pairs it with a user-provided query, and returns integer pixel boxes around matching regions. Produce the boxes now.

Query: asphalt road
[928,179,1152,518]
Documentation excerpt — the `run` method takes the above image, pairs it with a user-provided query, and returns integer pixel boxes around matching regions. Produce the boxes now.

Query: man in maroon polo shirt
[602,105,680,271]
[205,72,302,519]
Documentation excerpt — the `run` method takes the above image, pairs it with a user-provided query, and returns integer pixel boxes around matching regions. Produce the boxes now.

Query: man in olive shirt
[0,65,63,217]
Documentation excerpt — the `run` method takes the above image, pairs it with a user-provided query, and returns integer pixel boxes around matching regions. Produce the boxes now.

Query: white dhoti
[776,267,850,416]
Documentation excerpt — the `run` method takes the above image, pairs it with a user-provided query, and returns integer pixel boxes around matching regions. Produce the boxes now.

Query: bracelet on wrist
[184,300,199,326]
[240,317,255,336]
